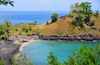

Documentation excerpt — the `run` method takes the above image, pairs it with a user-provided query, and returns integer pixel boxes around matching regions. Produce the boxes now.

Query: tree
[46,51,61,65]
[46,43,100,65]
[3,19,12,41]
[0,0,14,6]
[51,13,59,23]
[12,54,34,65]
[33,21,37,25]
[94,10,99,17]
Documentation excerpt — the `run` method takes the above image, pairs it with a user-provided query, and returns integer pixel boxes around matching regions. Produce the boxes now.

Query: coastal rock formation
[38,33,100,41]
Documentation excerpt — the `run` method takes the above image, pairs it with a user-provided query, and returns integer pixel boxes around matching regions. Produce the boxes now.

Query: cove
[20,40,100,65]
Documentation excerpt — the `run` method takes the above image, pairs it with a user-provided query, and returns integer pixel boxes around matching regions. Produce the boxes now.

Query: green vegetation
[70,2,94,28]
[0,55,6,65]
[0,0,14,6]
[51,13,59,23]
[33,21,37,25]
[2,19,12,41]
[46,43,100,65]
[12,54,33,65]
[15,27,18,31]
[26,32,31,36]
[94,10,99,17]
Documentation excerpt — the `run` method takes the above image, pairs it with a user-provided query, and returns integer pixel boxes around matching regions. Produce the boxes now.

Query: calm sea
[21,40,100,65]
[0,11,70,24]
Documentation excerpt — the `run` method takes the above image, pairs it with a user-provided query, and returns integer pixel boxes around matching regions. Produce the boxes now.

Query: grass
[9,14,100,36]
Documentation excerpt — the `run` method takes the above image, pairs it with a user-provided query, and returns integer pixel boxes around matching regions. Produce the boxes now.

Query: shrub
[33,21,37,25]
[26,32,31,36]
[84,26,87,32]
[90,18,95,26]
[21,25,26,31]
[25,28,29,33]
[29,26,32,31]
[39,33,43,36]
[46,43,100,65]
[15,27,18,31]
[12,54,33,65]
[46,21,49,25]
[51,13,59,23]
[79,22,84,28]
[19,31,22,35]
[29,23,33,25]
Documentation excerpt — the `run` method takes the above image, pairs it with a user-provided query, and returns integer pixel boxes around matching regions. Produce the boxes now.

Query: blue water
[21,40,100,65]
[0,11,70,24]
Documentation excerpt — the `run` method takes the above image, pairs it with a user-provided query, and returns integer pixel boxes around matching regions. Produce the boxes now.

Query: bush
[0,55,6,65]
[25,28,29,33]
[15,27,18,31]
[46,43,100,65]
[46,21,49,25]
[21,24,26,31]
[79,22,84,28]
[39,33,43,36]
[12,54,33,65]
[19,31,22,35]
[84,26,87,32]
[26,32,31,36]
[29,26,32,31]
[51,13,59,23]
[90,18,95,26]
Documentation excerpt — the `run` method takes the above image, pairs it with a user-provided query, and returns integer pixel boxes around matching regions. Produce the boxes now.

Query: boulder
[13,40,20,45]
[91,26,97,30]
[23,39,29,42]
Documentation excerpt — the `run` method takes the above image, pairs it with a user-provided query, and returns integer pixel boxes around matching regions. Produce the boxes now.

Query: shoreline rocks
[38,33,100,41]
[0,35,38,65]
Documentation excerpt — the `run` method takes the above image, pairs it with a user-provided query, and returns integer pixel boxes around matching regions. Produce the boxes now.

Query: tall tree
[3,19,12,41]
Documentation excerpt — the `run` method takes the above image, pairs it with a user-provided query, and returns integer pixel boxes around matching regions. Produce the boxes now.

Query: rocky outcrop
[38,33,100,41]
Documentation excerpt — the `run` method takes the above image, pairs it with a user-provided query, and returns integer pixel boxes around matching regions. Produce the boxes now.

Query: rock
[23,39,29,42]
[19,39,24,42]
[91,26,97,30]
[13,40,20,45]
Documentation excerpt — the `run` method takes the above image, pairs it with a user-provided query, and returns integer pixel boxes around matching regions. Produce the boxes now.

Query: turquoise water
[21,40,100,65]
[0,11,69,24]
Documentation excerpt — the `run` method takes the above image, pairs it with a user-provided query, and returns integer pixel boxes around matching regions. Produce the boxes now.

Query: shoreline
[15,39,36,59]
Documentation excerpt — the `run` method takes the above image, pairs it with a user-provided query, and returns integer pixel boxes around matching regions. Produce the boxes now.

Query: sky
[0,0,100,11]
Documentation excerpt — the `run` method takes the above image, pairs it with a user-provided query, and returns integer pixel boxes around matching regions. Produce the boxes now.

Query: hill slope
[10,14,100,36]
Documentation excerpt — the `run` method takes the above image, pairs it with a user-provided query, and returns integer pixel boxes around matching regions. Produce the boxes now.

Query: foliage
[3,19,12,41]
[26,32,31,36]
[19,31,22,35]
[47,44,100,65]
[84,26,87,32]
[0,0,14,6]
[12,53,33,65]
[46,51,61,65]
[71,2,93,27]
[46,21,49,25]
[21,23,26,31]
[15,27,18,31]
[25,27,29,33]
[94,10,99,17]
[33,21,37,25]
[39,33,43,36]
[90,18,95,26]
[29,26,32,31]
[0,55,6,65]
[51,13,59,23]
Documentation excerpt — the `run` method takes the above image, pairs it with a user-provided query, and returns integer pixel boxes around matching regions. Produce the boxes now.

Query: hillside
[10,14,100,36]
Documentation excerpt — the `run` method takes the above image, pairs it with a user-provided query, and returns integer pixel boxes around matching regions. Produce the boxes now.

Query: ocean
[21,40,100,65]
[0,11,70,24]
